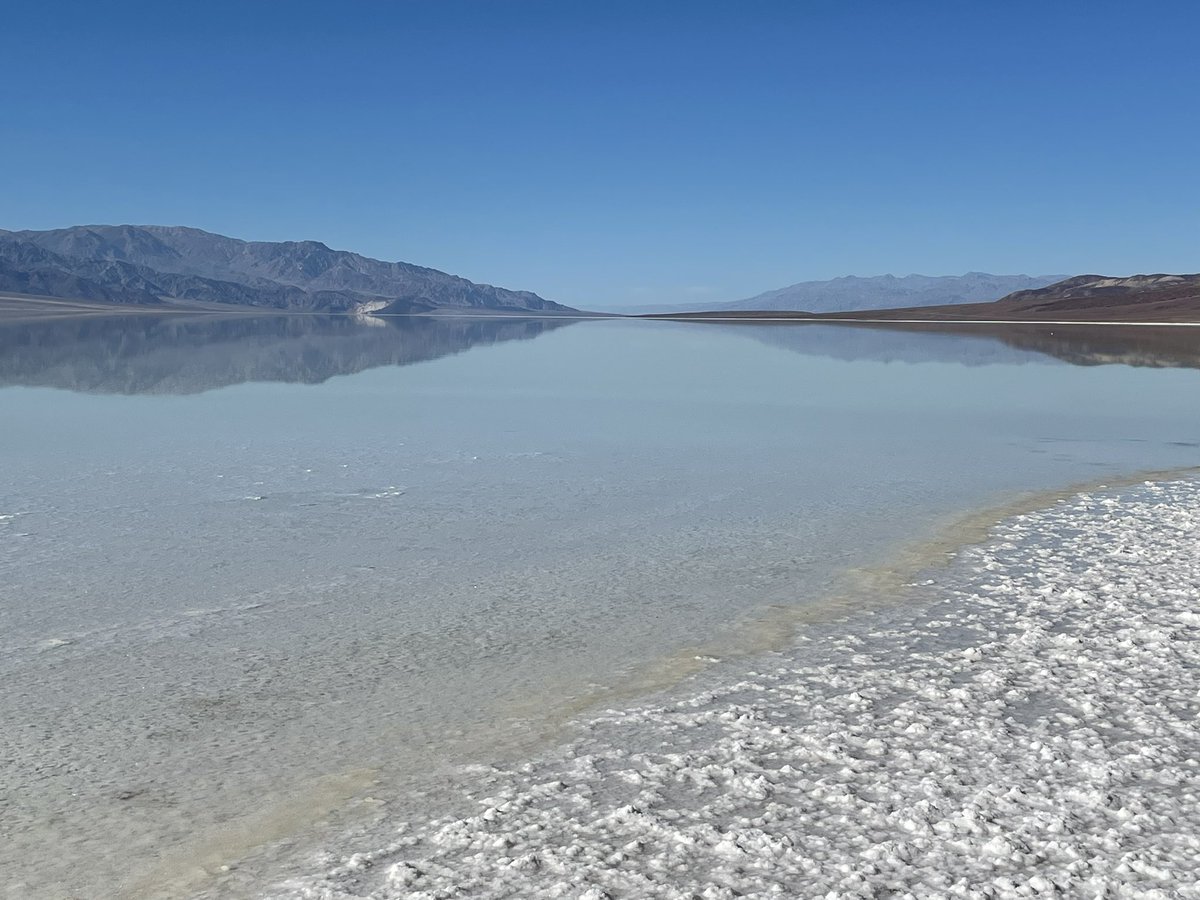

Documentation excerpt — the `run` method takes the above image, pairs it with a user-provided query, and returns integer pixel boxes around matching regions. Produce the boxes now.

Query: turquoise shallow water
[1,315,1198,898]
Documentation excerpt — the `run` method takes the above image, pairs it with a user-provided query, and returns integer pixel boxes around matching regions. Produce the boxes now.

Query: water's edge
[146,463,1200,900]
[266,476,1200,898]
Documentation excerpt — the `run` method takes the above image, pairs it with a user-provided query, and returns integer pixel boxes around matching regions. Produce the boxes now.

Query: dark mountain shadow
[697,321,1200,370]
[0,313,576,395]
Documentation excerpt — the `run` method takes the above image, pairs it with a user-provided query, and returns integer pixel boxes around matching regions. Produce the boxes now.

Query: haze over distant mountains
[617,272,1065,314]
[661,273,1200,324]
[726,272,1064,313]
[0,225,572,314]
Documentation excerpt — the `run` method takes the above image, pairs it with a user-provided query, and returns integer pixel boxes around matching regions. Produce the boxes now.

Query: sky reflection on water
[1,314,1199,897]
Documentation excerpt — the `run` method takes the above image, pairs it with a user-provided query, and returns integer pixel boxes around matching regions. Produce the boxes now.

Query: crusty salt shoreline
[274,480,1200,899]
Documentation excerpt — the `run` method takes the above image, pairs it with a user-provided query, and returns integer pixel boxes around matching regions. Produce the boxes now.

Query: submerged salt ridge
[273,479,1200,900]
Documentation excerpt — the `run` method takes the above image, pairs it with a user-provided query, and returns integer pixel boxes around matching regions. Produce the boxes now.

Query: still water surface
[1,314,1198,897]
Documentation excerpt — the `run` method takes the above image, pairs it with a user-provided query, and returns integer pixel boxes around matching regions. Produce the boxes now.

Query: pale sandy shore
[265,479,1200,900]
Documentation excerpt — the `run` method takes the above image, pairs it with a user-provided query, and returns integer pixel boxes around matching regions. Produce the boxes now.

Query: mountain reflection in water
[1,314,1198,396]
[704,321,1200,371]
[0,314,576,394]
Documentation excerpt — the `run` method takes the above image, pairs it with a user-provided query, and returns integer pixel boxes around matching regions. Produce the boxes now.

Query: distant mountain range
[618,272,1066,314]
[654,274,1200,324]
[0,225,572,314]
[818,273,1200,322]
[725,272,1064,313]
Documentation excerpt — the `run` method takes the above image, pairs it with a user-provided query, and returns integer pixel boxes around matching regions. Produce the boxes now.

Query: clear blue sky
[4,1,1198,307]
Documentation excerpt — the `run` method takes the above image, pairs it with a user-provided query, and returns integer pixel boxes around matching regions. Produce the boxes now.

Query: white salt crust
[272,480,1200,899]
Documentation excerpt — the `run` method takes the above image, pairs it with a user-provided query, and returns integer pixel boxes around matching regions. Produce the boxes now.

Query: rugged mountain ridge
[0,225,571,314]
[985,274,1200,310]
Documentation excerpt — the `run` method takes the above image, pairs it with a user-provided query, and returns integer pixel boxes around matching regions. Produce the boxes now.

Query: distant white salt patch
[365,486,405,499]
[271,480,1200,899]
[329,486,407,500]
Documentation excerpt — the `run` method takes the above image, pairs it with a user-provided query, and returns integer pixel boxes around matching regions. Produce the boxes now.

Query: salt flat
[272,479,1200,899]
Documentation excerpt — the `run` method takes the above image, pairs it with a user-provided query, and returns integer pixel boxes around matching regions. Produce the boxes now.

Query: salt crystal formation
[277,480,1200,899]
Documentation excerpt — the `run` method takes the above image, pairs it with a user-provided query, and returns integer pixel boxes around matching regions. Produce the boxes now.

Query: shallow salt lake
[1,314,1198,898]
